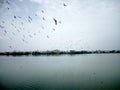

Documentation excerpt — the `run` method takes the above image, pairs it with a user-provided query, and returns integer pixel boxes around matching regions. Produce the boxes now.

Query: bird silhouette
[53,18,57,25]
[42,17,45,20]
[28,16,32,21]
[6,1,10,5]
[4,30,7,33]
[63,3,67,6]
[52,28,55,31]
[28,19,31,23]
[14,16,16,19]
[47,35,49,38]
[28,16,32,23]
[41,10,44,13]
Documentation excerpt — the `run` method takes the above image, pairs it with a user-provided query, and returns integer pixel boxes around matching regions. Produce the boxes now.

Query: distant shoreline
[0,50,120,56]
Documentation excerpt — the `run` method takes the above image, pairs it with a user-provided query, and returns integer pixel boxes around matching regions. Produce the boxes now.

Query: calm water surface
[0,54,120,90]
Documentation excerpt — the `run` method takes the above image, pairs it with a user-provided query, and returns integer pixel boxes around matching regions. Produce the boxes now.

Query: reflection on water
[0,54,120,90]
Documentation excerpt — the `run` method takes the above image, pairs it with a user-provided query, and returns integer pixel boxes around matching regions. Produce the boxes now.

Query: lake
[0,54,120,90]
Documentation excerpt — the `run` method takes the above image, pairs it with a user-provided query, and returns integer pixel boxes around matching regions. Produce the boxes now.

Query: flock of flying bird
[0,0,67,49]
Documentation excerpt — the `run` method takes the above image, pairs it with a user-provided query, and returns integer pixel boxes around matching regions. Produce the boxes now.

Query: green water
[0,54,120,90]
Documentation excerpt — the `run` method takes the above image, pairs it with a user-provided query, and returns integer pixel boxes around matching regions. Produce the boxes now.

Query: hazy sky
[0,0,120,51]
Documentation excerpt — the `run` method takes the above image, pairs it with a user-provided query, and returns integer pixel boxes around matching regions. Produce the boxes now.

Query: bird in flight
[4,30,7,33]
[63,3,67,6]
[53,18,57,25]
[14,16,16,19]
[41,10,44,13]
[6,1,10,5]
[42,17,45,20]
[47,35,49,38]
[28,16,32,21]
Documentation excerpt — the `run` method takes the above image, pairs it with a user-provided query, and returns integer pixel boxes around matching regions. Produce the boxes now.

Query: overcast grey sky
[0,0,120,52]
